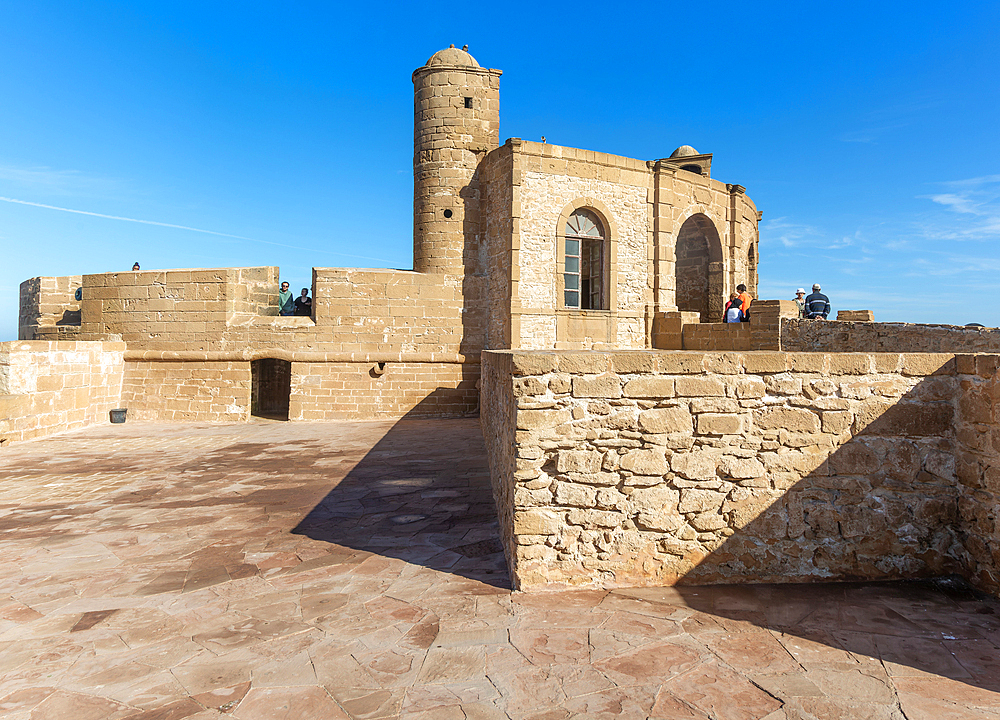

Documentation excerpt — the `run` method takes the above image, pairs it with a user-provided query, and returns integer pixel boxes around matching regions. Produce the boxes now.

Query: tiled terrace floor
[0,419,998,719]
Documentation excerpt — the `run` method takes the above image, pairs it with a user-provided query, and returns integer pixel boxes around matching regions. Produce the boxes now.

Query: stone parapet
[0,341,125,445]
[481,348,1000,596]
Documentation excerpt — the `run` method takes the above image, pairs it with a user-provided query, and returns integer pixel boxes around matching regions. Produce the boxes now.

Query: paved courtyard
[0,419,998,719]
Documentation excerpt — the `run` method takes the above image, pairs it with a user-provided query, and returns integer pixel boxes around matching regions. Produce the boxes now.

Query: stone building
[5,47,1000,599]
[13,46,760,425]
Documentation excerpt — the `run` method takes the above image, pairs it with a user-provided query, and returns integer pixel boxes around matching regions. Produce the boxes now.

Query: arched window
[564,209,606,310]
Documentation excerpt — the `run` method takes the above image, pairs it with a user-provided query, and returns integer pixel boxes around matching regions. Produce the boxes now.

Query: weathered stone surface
[755,407,821,432]
[671,451,719,480]
[675,376,725,397]
[638,407,692,434]
[623,377,675,398]
[557,450,602,473]
[572,373,622,399]
[678,488,725,514]
[620,449,669,476]
[514,509,564,535]
[696,413,743,435]
[718,456,766,479]
[517,408,571,430]
[567,509,622,528]
[554,482,597,508]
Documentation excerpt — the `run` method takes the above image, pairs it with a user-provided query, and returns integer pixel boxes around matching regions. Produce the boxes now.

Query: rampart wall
[481,349,1000,596]
[0,341,125,445]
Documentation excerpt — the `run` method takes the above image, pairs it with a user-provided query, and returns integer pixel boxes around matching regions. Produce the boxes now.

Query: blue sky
[2,1,998,341]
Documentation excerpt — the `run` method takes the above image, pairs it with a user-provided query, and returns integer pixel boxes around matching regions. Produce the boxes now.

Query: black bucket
[109,408,127,424]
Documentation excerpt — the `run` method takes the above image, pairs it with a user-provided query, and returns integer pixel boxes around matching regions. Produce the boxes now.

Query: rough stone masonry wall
[955,354,1000,595]
[781,318,1000,353]
[0,341,125,445]
[481,349,976,592]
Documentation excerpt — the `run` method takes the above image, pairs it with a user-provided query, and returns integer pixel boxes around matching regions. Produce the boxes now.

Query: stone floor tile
[27,689,132,720]
[1,421,999,718]
[230,686,349,720]
[663,661,783,720]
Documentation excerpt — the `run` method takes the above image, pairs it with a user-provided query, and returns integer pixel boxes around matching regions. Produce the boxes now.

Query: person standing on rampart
[793,288,806,318]
[736,284,753,322]
[278,281,295,316]
[804,284,830,319]
[294,288,312,316]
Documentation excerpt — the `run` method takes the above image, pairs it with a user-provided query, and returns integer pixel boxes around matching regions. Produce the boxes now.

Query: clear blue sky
[2,1,998,341]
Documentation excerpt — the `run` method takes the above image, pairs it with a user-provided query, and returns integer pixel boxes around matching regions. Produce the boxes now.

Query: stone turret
[412,45,501,275]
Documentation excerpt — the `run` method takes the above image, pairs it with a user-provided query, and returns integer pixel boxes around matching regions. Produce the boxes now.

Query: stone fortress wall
[7,46,1000,601]
[480,349,1000,597]
[0,341,125,445]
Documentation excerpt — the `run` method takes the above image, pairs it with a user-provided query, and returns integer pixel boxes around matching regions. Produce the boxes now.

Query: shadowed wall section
[480,349,1000,597]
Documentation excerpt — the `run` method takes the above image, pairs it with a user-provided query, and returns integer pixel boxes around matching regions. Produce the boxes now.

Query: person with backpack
[724,292,743,323]
[805,284,831,319]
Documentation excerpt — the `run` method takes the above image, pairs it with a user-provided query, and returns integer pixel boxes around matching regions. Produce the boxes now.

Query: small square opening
[464,97,473,109]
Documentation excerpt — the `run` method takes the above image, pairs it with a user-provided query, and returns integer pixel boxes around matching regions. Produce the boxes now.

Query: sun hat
[796,288,805,294]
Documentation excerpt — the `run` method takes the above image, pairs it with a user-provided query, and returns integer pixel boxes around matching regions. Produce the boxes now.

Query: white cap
[813,283,821,291]
[796,288,805,294]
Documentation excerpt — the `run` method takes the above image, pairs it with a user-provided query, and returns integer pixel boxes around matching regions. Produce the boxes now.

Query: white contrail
[0,195,392,263]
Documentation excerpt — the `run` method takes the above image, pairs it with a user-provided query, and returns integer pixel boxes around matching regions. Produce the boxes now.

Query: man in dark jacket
[805,284,830,319]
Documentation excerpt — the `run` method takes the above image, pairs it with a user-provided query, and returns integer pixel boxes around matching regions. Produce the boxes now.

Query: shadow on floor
[668,577,1000,699]
[290,398,509,589]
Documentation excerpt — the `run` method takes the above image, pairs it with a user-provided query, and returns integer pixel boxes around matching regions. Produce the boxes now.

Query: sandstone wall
[290,361,477,420]
[121,361,250,422]
[481,349,979,592]
[516,145,650,350]
[781,318,1000,353]
[954,354,1000,595]
[18,275,82,340]
[480,351,518,562]
[0,341,125,445]
[483,143,515,350]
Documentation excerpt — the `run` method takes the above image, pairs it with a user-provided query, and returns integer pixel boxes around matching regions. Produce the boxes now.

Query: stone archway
[675,214,724,322]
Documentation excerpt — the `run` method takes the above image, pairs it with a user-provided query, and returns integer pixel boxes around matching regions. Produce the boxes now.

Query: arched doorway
[675,214,724,322]
[251,359,291,420]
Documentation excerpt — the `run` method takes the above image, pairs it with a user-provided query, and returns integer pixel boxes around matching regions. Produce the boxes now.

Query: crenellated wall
[481,349,1000,596]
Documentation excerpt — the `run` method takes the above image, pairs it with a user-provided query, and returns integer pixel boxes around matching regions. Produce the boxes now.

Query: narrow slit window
[464,96,473,108]
[564,209,605,310]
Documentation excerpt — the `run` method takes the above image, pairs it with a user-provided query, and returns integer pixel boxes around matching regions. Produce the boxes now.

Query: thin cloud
[0,196,392,263]
[917,175,1000,241]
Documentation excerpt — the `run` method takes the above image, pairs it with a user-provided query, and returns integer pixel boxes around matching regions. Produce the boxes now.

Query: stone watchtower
[412,46,502,275]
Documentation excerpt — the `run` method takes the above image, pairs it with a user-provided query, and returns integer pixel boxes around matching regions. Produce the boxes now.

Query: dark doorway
[251,359,291,420]
[675,214,724,323]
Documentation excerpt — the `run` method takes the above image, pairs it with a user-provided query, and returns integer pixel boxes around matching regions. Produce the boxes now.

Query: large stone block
[675,376,725,397]
[554,482,597,508]
[567,509,622,529]
[670,451,719,480]
[857,401,953,437]
[638,407,692,434]
[623,377,675,398]
[620,449,669,475]
[755,407,821,433]
[696,413,743,435]
[718,456,766,479]
[678,488,724,513]
[556,450,602,473]
[572,373,622,399]
[514,509,564,535]
[517,408,571,430]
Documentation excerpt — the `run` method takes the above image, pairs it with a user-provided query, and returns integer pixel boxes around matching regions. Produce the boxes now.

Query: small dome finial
[449,44,455,48]
[462,45,468,51]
